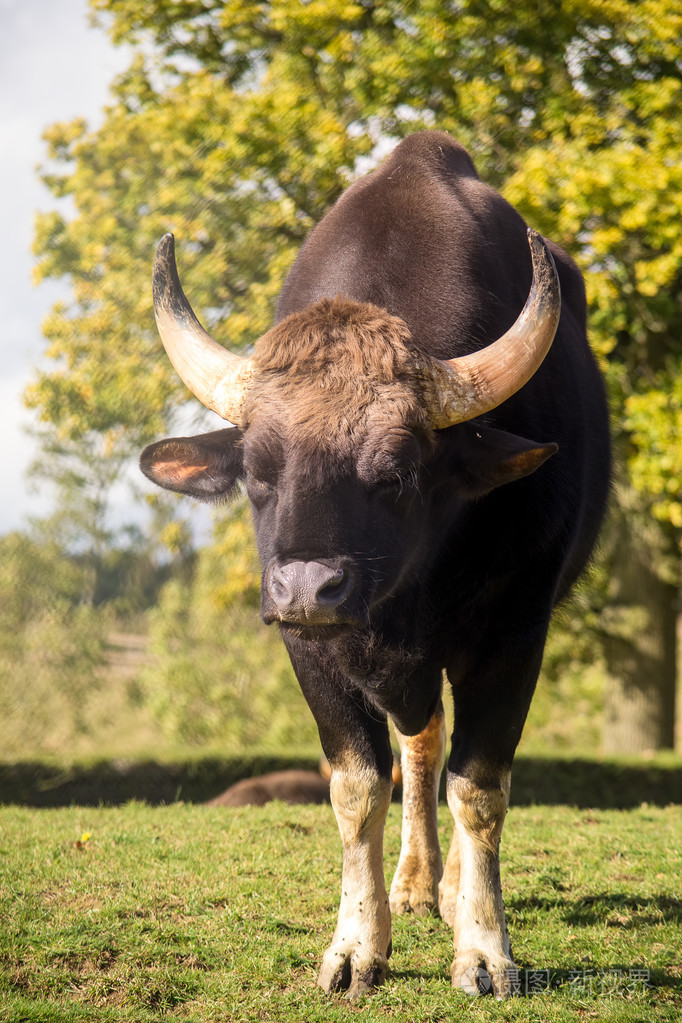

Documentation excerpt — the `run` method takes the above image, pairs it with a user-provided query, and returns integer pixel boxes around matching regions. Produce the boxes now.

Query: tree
[31,0,682,750]
[29,429,130,605]
[501,21,682,749]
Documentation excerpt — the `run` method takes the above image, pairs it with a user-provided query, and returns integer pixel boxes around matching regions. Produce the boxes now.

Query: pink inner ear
[505,447,552,476]
[492,445,556,487]
[157,459,210,483]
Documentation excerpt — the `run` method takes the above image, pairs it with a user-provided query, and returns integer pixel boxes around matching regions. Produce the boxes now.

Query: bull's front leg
[319,753,393,997]
[441,622,548,998]
[286,643,394,997]
[440,768,514,997]
[390,701,447,916]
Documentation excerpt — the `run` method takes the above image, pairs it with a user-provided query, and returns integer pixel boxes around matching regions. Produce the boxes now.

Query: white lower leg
[318,757,393,998]
[446,770,515,998]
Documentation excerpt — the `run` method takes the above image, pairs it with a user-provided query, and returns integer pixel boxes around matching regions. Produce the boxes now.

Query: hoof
[389,889,440,918]
[390,867,440,918]
[318,946,389,999]
[451,951,517,999]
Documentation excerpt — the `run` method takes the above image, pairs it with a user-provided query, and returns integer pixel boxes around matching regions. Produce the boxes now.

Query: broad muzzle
[262,558,362,629]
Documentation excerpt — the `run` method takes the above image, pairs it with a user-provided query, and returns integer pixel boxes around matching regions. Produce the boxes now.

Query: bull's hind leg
[438,815,460,928]
[390,701,447,916]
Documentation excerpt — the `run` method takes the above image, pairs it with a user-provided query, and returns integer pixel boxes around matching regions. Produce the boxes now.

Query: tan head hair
[245,298,431,446]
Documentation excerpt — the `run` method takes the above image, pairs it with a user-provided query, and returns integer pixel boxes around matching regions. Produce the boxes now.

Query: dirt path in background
[104,632,153,679]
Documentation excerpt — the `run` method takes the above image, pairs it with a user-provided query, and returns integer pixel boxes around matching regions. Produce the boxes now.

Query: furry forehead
[243,297,431,439]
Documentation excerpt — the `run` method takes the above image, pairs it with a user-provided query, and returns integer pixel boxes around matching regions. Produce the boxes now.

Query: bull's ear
[449,423,558,498]
[139,428,244,502]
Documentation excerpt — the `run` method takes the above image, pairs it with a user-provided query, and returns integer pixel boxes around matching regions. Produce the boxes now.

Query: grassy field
[0,801,680,1022]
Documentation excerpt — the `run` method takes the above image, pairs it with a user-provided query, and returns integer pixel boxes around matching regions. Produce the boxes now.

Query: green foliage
[625,378,682,530]
[0,519,185,758]
[500,6,682,542]
[34,2,680,448]
[0,533,109,754]
[28,430,131,606]
[142,500,319,749]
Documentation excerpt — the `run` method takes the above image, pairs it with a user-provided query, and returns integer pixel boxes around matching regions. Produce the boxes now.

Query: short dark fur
[141,131,610,990]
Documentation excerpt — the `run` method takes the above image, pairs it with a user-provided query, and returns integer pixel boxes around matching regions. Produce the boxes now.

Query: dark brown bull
[141,132,610,998]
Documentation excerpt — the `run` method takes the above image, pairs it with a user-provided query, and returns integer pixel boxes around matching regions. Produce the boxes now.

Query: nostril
[268,564,295,608]
[316,566,355,606]
[316,568,347,605]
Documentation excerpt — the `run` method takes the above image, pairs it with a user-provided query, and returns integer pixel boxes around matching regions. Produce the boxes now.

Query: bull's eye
[246,475,276,509]
[375,468,419,503]
[358,428,425,496]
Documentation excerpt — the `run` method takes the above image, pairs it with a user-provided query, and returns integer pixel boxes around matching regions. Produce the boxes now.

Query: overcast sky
[0,0,129,533]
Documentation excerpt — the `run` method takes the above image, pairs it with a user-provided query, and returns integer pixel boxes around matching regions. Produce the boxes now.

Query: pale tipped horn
[152,233,254,426]
[425,229,561,428]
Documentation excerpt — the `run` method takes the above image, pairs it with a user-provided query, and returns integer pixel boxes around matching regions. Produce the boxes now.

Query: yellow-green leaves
[32,0,682,540]
[626,382,682,529]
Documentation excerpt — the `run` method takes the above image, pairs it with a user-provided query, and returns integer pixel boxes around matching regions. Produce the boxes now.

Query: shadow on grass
[388,960,678,998]
[509,757,682,809]
[565,892,682,927]
[0,754,680,808]
[510,891,682,926]
[505,964,677,998]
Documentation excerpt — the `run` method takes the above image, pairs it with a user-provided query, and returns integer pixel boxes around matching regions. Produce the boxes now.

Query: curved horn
[425,229,561,428]
[153,233,254,426]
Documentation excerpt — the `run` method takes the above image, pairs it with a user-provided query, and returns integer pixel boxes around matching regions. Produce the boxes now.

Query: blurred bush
[141,500,319,750]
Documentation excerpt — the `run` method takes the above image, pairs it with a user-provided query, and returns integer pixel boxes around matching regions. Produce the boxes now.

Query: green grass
[0,802,680,1022]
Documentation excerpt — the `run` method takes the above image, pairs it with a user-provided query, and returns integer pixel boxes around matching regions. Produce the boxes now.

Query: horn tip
[156,232,176,258]
[153,233,180,311]
[526,226,544,255]
[526,227,559,283]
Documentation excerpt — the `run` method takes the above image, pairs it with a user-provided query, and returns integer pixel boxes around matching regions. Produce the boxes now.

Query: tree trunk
[602,510,678,753]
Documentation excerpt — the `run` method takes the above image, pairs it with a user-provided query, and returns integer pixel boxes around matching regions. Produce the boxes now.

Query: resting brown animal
[207,759,402,807]
[207,769,330,807]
